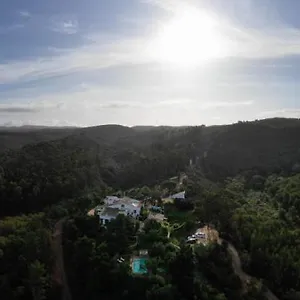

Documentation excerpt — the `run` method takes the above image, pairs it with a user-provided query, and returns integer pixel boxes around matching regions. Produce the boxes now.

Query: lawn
[165,206,196,223]
[162,198,174,204]
[164,205,198,239]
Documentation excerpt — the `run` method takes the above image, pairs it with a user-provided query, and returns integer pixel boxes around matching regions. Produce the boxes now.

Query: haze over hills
[1,117,299,150]
[1,117,300,217]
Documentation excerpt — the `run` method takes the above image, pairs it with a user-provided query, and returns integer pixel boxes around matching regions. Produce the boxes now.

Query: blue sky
[0,0,299,126]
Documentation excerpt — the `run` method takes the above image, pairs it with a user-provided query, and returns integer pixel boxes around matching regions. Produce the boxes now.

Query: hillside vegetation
[1,118,300,300]
[1,118,300,217]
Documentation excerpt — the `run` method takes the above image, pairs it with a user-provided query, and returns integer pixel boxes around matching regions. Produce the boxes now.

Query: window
[105,219,109,224]
[121,204,125,208]
[134,210,137,213]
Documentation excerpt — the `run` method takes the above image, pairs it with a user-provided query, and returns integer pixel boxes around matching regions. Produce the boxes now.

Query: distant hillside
[199,119,300,179]
[0,123,187,151]
[0,125,77,131]
[0,127,77,151]
[1,118,300,216]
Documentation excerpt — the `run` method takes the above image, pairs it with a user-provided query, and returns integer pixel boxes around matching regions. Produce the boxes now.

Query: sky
[0,0,300,127]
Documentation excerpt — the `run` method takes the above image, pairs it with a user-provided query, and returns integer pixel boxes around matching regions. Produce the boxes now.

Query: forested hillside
[191,173,300,299]
[1,118,300,217]
[0,126,76,152]
[1,118,300,300]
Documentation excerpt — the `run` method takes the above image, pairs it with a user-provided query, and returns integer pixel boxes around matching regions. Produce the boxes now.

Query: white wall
[110,203,141,217]
[99,214,115,225]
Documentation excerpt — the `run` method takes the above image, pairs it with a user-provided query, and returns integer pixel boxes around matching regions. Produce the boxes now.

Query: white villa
[98,196,142,225]
[104,196,120,205]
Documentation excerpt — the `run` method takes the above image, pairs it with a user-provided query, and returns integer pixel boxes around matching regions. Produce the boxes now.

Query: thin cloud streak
[1,0,300,86]
[0,105,39,113]
[50,16,79,34]
[0,36,146,84]
[19,11,31,18]
[0,84,254,116]
[201,100,253,109]
[258,108,300,119]
[2,27,300,85]
[0,24,24,35]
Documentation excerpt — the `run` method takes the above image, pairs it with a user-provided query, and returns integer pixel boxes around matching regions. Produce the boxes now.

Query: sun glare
[150,7,228,67]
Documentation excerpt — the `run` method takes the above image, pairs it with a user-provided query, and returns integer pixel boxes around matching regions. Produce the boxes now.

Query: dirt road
[221,239,280,300]
[52,218,72,300]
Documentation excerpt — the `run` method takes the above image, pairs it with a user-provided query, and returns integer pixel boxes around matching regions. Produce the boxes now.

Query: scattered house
[170,191,186,201]
[98,196,142,225]
[109,197,142,218]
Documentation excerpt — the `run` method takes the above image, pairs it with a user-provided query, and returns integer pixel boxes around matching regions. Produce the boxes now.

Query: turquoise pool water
[132,257,147,274]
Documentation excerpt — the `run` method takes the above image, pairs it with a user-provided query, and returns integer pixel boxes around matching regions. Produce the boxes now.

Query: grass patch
[166,208,195,223]
[164,205,197,239]
[162,198,174,204]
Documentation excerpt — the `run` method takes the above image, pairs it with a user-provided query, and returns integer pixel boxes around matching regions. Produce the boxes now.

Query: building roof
[100,207,120,217]
[170,191,186,199]
[105,196,120,201]
[111,197,142,207]
[122,197,140,204]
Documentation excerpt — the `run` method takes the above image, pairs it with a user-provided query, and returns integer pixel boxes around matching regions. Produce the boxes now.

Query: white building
[104,196,120,205]
[170,191,186,200]
[109,197,142,218]
[99,207,120,225]
[99,196,142,225]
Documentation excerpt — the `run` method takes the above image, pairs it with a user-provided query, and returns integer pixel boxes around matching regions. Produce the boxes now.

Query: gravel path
[52,218,72,300]
[220,238,280,300]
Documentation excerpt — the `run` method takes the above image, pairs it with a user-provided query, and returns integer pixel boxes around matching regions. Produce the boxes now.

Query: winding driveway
[220,239,280,300]
[52,218,72,300]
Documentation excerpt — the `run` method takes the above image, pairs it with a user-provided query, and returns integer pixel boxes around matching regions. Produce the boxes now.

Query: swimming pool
[132,257,148,274]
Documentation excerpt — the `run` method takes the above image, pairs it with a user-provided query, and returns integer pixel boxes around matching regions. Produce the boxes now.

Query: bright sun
[150,7,227,67]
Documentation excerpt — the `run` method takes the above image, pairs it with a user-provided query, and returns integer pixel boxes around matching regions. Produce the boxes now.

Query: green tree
[28,260,49,300]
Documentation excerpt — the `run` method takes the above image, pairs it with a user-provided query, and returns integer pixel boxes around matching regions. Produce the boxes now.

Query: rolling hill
[1,118,300,216]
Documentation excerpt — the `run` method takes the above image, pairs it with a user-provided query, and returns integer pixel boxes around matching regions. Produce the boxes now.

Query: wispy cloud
[0,82,254,115]
[0,24,24,35]
[19,11,31,18]
[50,17,79,34]
[0,82,288,126]
[1,1,300,85]
[0,35,146,83]
[201,100,254,109]
[0,105,39,113]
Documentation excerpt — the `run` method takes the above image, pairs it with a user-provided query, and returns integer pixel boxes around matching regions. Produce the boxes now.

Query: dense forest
[1,118,300,299]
